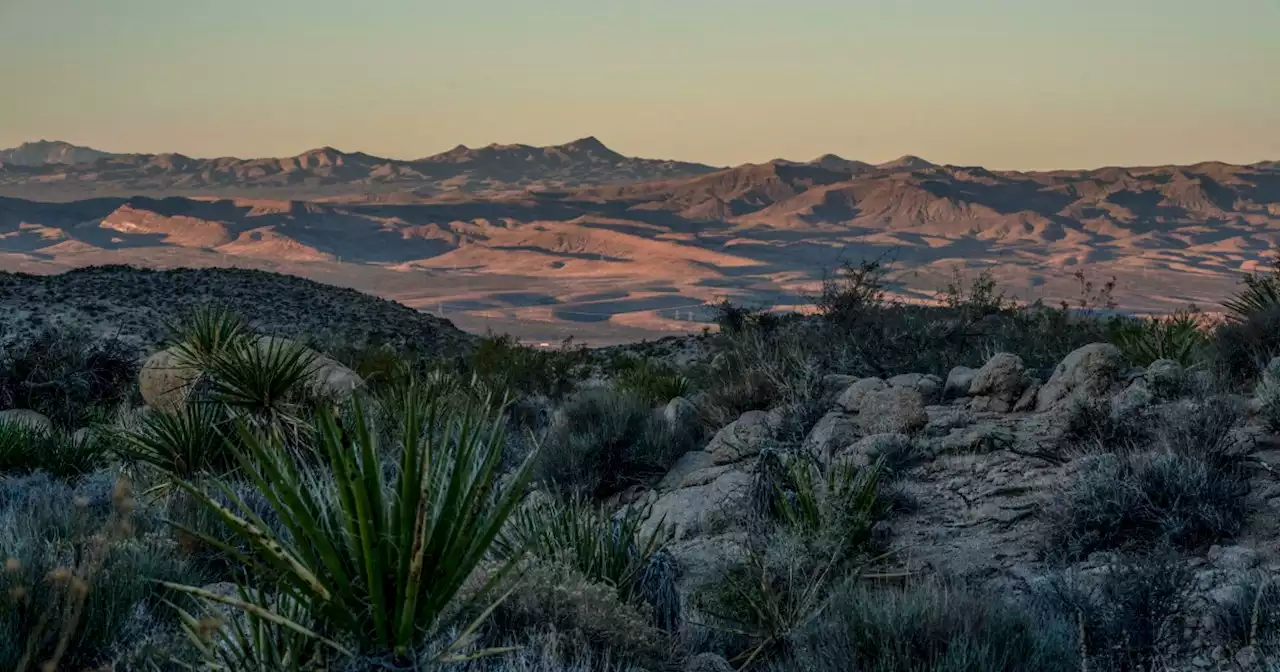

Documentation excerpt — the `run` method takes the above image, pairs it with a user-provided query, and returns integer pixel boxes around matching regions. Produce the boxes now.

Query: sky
[1,0,1278,170]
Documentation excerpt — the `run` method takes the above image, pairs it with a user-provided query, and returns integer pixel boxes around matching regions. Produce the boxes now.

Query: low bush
[1211,305,1280,384]
[1209,573,1280,656]
[536,388,699,501]
[463,334,592,400]
[1058,397,1153,454]
[613,359,692,406]
[477,560,671,667]
[776,578,1079,672]
[1037,551,1192,671]
[0,473,202,671]
[0,327,138,428]
[494,499,677,627]
[0,424,111,478]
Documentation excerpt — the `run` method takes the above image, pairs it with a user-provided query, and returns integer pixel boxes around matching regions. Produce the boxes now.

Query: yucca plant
[615,362,692,406]
[168,305,253,369]
[1223,258,1280,321]
[775,457,885,561]
[1108,310,1206,367]
[173,588,328,672]
[114,402,238,480]
[163,386,537,663]
[492,498,672,605]
[202,336,319,440]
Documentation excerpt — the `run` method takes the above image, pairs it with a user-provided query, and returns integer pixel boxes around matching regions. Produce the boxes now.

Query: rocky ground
[0,265,472,356]
[636,342,1280,671]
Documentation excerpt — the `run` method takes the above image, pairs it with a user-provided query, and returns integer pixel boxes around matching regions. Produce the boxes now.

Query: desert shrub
[0,424,111,478]
[1209,573,1280,655]
[697,326,826,433]
[1046,445,1249,559]
[477,560,670,667]
[168,391,534,665]
[1255,358,1280,432]
[696,460,887,666]
[463,333,591,399]
[1211,304,1280,384]
[442,627,647,672]
[493,499,676,625]
[0,327,138,428]
[0,473,202,671]
[694,532,851,666]
[1037,551,1192,671]
[816,259,890,327]
[536,388,698,501]
[613,359,692,406]
[1108,310,1207,367]
[775,578,1079,672]
[1058,397,1153,454]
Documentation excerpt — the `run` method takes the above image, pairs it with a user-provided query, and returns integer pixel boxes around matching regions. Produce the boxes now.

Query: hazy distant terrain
[1,139,1277,345]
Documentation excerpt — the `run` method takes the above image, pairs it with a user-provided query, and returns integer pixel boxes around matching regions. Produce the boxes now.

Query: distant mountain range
[0,137,718,200]
[0,136,1277,343]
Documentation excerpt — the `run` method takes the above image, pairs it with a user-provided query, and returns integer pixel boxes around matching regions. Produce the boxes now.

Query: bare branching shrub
[1037,551,1192,672]
[0,328,138,428]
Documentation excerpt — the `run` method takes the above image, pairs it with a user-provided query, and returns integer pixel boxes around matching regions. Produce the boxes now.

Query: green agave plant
[162,385,537,664]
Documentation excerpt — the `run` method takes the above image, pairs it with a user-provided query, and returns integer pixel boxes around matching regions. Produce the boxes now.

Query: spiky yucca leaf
[1109,311,1206,367]
[169,305,253,371]
[776,457,884,559]
[1223,260,1280,321]
[202,336,318,435]
[168,387,536,661]
[493,498,672,604]
[169,588,332,672]
[115,402,237,479]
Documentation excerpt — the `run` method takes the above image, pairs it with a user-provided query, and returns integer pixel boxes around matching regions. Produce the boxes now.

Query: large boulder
[837,378,887,413]
[138,347,202,411]
[802,411,860,462]
[1035,343,1127,411]
[944,366,978,400]
[255,336,363,401]
[643,460,756,540]
[967,353,1028,413]
[657,450,716,491]
[706,410,775,465]
[835,432,913,470]
[1145,359,1186,399]
[857,387,928,435]
[0,409,53,435]
[664,396,701,431]
[888,373,943,405]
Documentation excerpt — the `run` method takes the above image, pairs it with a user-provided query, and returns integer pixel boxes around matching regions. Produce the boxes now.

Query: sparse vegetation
[3,262,1280,671]
[535,388,699,501]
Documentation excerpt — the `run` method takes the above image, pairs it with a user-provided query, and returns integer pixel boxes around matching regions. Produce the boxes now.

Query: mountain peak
[878,155,936,171]
[563,136,609,151]
[0,140,118,167]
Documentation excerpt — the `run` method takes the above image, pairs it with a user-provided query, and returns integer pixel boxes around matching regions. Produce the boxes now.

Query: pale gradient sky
[1,0,1277,170]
